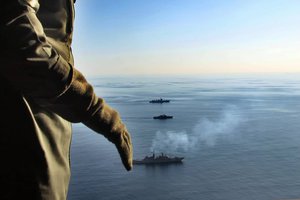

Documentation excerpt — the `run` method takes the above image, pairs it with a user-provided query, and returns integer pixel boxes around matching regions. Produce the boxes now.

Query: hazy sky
[72,0,300,76]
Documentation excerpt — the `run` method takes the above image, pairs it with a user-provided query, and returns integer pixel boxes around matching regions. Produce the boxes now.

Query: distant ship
[133,153,184,165]
[153,114,173,119]
[149,98,170,103]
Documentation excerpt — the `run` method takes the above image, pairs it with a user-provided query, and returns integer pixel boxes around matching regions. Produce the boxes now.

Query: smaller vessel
[153,114,173,120]
[149,98,170,103]
[133,153,184,165]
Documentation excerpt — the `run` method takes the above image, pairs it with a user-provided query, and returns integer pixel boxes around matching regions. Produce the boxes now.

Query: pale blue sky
[73,0,300,75]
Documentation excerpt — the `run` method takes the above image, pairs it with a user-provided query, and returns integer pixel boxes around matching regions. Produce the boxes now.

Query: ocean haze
[68,74,300,200]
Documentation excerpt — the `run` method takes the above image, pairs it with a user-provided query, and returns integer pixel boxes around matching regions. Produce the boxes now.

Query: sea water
[68,74,300,200]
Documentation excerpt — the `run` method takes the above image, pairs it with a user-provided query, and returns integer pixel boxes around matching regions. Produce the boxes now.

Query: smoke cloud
[151,106,242,153]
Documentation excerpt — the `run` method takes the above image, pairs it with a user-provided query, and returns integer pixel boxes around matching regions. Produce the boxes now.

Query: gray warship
[149,98,170,103]
[153,114,173,119]
[133,153,184,165]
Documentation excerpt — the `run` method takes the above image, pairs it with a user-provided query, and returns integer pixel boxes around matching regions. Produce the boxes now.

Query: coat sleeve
[0,0,132,153]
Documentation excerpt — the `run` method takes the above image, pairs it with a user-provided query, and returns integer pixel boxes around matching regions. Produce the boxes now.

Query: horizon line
[84,72,300,78]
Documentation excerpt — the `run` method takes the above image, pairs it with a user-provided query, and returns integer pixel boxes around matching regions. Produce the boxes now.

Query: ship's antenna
[151,150,156,158]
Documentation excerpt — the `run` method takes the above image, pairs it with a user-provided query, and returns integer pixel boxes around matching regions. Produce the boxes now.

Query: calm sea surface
[68,74,300,200]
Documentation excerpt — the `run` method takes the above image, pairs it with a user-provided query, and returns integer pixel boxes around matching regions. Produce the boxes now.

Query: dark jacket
[0,0,132,199]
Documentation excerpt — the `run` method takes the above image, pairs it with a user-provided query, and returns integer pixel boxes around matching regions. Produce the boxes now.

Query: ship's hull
[149,100,170,103]
[133,157,184,165]
[153,116,173,119]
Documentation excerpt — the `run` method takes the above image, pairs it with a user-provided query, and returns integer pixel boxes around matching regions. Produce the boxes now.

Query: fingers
[116,130,133,171]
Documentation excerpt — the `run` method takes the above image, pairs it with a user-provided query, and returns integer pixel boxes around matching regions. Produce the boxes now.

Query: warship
[133,153,184,165]
[153,114,173,119]
[149,98,170,103]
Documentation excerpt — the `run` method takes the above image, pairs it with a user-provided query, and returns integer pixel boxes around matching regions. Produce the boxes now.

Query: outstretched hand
[115,130,133,171]
[82,100,133,171]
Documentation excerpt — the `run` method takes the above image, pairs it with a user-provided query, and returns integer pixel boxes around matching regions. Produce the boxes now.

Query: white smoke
[150,131,191,153]
[150,106,242,153]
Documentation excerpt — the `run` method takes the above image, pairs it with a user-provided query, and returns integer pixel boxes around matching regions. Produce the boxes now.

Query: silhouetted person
[0,0,133,199]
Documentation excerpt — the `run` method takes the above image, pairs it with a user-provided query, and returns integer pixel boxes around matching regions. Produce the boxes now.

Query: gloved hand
[45,68,133,171]
[83,103,133,171]
[113,129,133,171]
